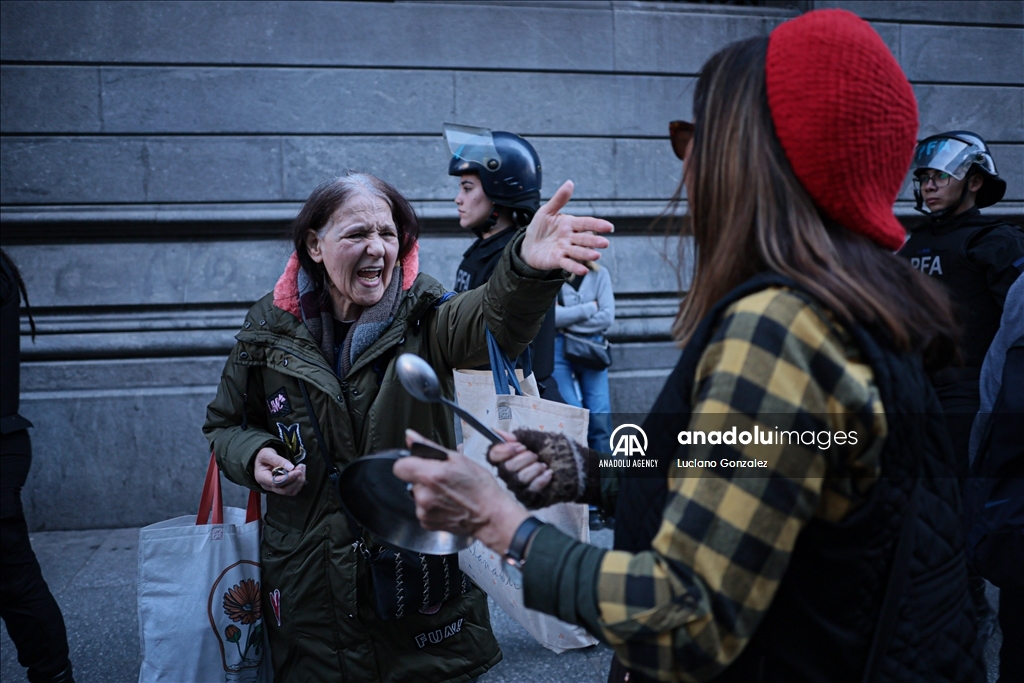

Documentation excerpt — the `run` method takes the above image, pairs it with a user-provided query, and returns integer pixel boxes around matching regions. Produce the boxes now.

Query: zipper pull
[352,538,371,560]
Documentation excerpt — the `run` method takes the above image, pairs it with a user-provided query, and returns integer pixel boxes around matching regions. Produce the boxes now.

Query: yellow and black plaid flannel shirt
[522,287,887,682]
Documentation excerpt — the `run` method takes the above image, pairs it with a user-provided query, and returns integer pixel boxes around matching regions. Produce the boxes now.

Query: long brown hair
[671,37,956,366]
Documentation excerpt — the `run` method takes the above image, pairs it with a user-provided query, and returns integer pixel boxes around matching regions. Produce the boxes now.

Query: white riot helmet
[911,131,1006,219]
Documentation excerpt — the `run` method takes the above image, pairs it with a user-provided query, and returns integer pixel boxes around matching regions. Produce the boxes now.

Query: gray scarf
[297,264,404,378]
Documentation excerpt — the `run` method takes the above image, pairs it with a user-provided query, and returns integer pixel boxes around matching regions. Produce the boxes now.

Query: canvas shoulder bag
[137,453,271,683]
[453,328,598,653]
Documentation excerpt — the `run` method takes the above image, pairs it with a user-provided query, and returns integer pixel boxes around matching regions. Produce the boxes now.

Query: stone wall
[2,0,1021,529]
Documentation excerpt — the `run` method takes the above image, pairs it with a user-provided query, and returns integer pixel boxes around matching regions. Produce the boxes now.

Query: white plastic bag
[137,453,271,683]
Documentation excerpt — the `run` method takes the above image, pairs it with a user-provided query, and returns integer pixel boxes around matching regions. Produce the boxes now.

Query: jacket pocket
[363,582,501,683]
[261,520,361,678]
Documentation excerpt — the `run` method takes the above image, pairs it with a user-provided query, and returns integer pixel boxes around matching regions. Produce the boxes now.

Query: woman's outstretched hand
[393,430,529,554]
[254,447,307,496]
[520,180,614,276]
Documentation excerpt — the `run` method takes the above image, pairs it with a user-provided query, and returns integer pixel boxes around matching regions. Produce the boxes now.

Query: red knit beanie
[766,9,917,250]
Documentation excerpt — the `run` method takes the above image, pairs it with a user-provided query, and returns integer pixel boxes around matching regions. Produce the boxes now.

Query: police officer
[899,131,1024,477]
[446,125,565,402]
[900,133,1024,643]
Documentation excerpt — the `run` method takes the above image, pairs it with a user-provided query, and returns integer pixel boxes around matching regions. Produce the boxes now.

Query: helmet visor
[444,123,502,172]
[911,137,978,181]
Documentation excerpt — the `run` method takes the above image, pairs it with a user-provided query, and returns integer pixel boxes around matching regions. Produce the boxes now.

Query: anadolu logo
[610,424,648,457]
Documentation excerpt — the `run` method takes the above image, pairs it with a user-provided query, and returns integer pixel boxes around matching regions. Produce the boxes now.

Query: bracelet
[503,516,546,570]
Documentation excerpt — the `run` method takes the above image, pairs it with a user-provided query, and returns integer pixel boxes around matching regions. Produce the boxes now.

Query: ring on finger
[271,466,291,485]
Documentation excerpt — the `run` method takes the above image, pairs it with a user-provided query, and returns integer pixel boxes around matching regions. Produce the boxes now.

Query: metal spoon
[395,353,506,445]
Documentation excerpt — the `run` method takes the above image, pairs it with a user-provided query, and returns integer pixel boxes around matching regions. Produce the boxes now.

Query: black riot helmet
[445,123,542,228]
[910,130,1006,220]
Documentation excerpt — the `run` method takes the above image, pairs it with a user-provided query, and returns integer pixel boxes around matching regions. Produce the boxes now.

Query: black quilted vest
[614,273,984,683]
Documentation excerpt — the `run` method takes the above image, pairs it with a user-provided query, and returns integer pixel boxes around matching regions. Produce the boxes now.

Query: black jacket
[898,208,1024,368]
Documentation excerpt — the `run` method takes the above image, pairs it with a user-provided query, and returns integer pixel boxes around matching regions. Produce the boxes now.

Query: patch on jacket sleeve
[267,388,292,418]
[276,422,306,464]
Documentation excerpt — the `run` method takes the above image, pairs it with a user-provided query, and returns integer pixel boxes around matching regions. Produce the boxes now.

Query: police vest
[898,209,1020,367]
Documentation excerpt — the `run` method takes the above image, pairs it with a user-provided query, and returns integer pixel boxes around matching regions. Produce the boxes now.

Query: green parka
[204,232,563,682]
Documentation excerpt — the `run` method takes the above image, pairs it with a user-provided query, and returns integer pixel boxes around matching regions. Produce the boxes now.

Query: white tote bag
[138,453,272,683]
[454,331,598,653]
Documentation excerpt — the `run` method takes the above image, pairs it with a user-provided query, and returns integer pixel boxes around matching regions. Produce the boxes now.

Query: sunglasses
[669,120,695,161]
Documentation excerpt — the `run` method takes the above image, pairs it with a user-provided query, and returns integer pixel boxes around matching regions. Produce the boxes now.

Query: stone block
[989,143,1023,200]
[612,8,781,74]
[6,233,683,314]
[19,383,225,530]
[22,329,239,361]
[901,25,1024,84]
[583,235,688,297]
[612,76,695,136]
[416,235,471,291]
[610,315,675,343]
[282,135,627,203]
[529,137,618,200]
[1,136,283,204]
[23,357,228,392]
[455,72,612,136]
[0,137,147,204]
[415,235,687,297]
[0,66,102,133]
[815,1,1024,25]
[8,66,692,138]
[5,241,291,308]
[870,22,901,61]
[100,67,456,134]
[143,137,283,202]
[17,357,243,530]
[282,135,450,201]
[0,1,614,70]
[915,84,1024,142]
[613,138,686,201]
[454,72,693,137]
[609,368,674,415]
[610,341,681,372]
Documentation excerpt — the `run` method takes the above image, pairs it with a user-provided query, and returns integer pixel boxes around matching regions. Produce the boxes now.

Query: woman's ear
[969,174,985,193]
[305,230,324,264]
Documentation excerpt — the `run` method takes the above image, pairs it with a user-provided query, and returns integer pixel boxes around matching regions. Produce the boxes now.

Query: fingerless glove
[488,429,600,509]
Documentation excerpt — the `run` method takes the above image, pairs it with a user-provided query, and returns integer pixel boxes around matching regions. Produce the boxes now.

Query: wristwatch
[502,516,546,583]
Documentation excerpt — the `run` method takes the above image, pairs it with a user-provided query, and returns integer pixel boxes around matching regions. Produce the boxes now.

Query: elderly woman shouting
[203,171,611,682]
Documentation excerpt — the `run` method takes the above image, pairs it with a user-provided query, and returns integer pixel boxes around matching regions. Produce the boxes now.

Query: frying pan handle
[409,442,450,460]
